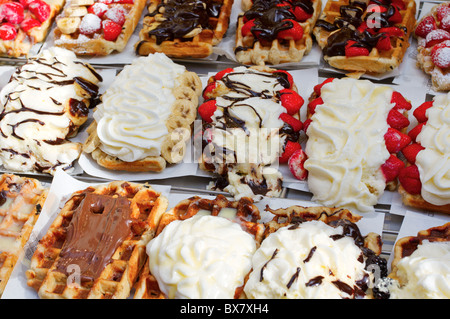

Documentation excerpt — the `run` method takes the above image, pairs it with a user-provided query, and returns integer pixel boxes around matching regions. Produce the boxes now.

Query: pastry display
[82,52,202,172]
[53,0,146,55]
[414,2,450,92]
[198,66,305,201]
[133,195,265,299]
[397,94,450,214]
[234,0,322,65]
[0,47,102,175]
[0,0,64,57]
[304,77,411,212]
[135,0,234,59]
[313,0,416,75]
[0,173,47,297]
[26,180,168,299]
[243,205,386,299]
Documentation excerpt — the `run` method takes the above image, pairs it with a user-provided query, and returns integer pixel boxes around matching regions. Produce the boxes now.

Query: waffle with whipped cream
[26,180,168,299]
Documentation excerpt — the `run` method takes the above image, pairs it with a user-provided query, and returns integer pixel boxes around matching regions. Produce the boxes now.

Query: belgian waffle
[26,181,168,299]
[313,0,416,75]
[0,0,64,58]
[133,194,265,299]
[135,0,234,58]
[53,0,146,55]
[0,174,47,297]
[234,0,322,65]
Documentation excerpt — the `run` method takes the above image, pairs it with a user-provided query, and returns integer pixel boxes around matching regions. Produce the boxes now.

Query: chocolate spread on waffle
[55,192,133,282]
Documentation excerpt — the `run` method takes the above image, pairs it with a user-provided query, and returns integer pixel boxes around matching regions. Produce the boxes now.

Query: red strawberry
[408,122,425,141]
[436,5,450,22]
[79,13,102,35]
[277,19,304,40]
[198,99,217,123]
[292,6,312,22]
[87,3,108,18]
[313,78,334,95]
[384,127,411,153]
[381,154,405,182]
[402,143,424,164]
[28,0,50,23]
[2,2,24,24]
[415,16,436,38]
[104,7,126,26]
[431,44,450,69]
[388,5,402,24]
[202,81,217,100]
[214,68,233,81]
[102,19,122,41]
[279,140,301,163]
[241,19,256,37]
[98,0,113,3]
[279,113,303,132]
[272,70,294,89]
[20,17,41,33]
[19,0,35,9]
[387,108,410,130]
[279,89,304,115]
[114,0,134,3]
[288,148,308,180]
[376,35,392,51]
[390,91,412,110]
[303,118,312,133]
[345,40,370,57]
[441,14,450,33]
[425,29,450,48]
[378,26,404,37]
[0,23,17,40]
[413,100,433,123]
[398,165,422,195]
[391,0,406,10]
[307,97,323,115]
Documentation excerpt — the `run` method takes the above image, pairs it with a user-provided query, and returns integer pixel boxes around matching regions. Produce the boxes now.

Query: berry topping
[313,78,334,95]
[0,22,17,40]
[279,88,303,115]
[214,68,233,81]
[28,0,50,23]
[307,97,323,115]
[431,43,450,68]
[436,5,450,22]
[288,148,308,180]
[277,19,304,40]
[378,26,404,37]
[202,81,217,100]
[415,16,436,38]
[390,91,412,110]
[279,113,303,132]
[402,143,424,164]
[102,19,122,41]
[20,16,40,32]
[303,118,312,133]
[376,35,392,51]
[241,19,256,37]
[279,140,301,163]
[272,70,293,89]
[387,108,410,130]
[388,5,402,24]
[381,154,404,182]
[345,40,370,57]
[398,165,422,195]
[2,2,24,24]
[425,29,450,48]
[408,122,425,142]
[87,2,108,18]
[292,6,312,22]
[79,13,101,35]
[413,100,433,123]
[198,99,217,123]
[441,14,450,33]
[384,127,411,153]
[104,6,126,26]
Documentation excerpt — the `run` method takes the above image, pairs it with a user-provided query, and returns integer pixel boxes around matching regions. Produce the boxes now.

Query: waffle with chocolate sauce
[53,0,147,55]
[26,181,168,299]
[133,195,265,299]
[313,0,416,75]
[235,0,322,65]
[135,0,233,58]
[0,174,47,297]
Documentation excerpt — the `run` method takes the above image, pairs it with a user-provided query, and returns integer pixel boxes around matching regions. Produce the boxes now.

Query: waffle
[26,180,168,299]
[0,173,47,297]
[135,0,234,59]
[53,0,146,55]
[313,0,416,75]
[83,53,202,172]
[234,0,322,65]
[133,194,265,299]
[0,0,64,58]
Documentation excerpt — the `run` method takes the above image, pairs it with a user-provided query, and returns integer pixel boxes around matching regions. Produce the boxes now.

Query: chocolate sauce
[0,190,7,206]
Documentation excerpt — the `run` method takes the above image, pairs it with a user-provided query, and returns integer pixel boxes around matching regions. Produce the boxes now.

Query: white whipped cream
[94,53,185,162]
[304,78,394,212]
[244,220,371,299]
[415,93,450,206]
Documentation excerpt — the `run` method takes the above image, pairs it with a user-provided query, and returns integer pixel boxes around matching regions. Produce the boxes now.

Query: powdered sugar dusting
[104,6,126,25]
[79,13,101,34]
[426,29,450,44]
[433,46,450,68]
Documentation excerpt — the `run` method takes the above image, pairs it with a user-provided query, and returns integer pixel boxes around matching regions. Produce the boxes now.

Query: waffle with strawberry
[53,0,146,55]
[0,0,64,57]
[198,66,305,201]
[397,94,450,214]
[414,3,450,91]
[234,0,322,65]
[313,0,416,75]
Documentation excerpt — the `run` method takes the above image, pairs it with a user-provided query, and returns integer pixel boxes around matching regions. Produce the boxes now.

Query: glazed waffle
[0,0,64,58]
[235,0,322,65]
[135,0,234,58]
[313,0,416,75]
[133,194,265,299]
[0,174,47,297]
[26,181,168,299]
[53,0,147,55]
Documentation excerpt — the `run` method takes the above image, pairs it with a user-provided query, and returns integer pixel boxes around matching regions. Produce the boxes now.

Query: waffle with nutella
[83,53,202,172]
[198,66,305,201]
[397,94,450,214]
[26,180,168,299]
[234,0,321,65]
[313,0,416,75]
[135,0,233,59]
[53,0,146,55]
[0,47,102,175]
[242,204,386,299]
[0,173,47,297]
[0,0,64,57]
[133,194,265,299]
[304,77,412,212]
[414,3,450,91]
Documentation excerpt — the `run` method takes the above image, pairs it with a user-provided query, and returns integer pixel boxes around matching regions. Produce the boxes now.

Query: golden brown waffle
[26,181,168,299]
[133,194,265,299]
[0,174,47,297]
[398,185,450,215]
[235,0,322,65]
[135,0,234,58]
[53,0,146,55]
[0,0,64,58]
[313,0,416,75]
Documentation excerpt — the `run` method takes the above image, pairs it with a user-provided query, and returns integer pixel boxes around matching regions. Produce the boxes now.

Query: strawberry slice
[102,19,122,41]
[288,148,308,180]
[214,68,234,81]
[387,108,410,130]
[277,19,304,41]
[425,29,450,48]
[20,17,41,33]
[28,0,50,23]
[2,2,24,24]
[402,143,424,164]
[436,4,450,22]
[398,165,422,195]
[413,100,433,123]
[279,140,301,163]
[279,113,303,132]
[388,5,402,24]
[198,99,217,123]
[390,91,412,110]
[378,26,404,37]
[292,6,312,22]
[303,118,312,133]
[381,154,405,182]
[87,3,108,18]
[279,89,303,115]
[415,16,436,38]
[202,81,217,100]
[441,14,450,33]
[408,122,425,142]
[431,44,450,68]
[384,127,411,153]
[345,40,370,57]
[19,0,35,9]
[104,7,126,26]
[391,0,406,10]
[0,23,17,40]
[307,97,323,115]
[313,78,334,96]
[241,19,256,37]
[376,35,392,51]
